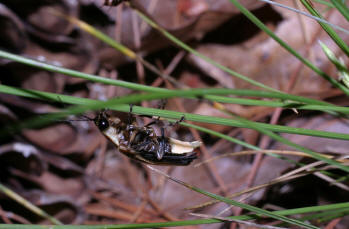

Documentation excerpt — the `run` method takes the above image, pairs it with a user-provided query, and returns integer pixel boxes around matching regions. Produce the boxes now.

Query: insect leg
[144,120,158,127]
[169,115,185,127]
[156,127,166,160]
[128,104,135,125]
[144,100,166,127]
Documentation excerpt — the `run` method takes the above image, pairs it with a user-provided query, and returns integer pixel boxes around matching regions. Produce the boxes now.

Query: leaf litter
[0,0,349,228]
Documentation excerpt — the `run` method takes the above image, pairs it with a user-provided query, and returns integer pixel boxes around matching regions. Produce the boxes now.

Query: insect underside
[94,112,201,166]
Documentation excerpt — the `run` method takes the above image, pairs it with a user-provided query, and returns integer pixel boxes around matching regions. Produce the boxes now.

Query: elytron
[84,108,201,165]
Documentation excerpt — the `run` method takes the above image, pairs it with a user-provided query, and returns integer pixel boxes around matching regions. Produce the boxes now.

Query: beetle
[81,108,201,166]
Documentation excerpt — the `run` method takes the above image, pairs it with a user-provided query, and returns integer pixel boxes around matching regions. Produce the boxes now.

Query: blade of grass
[0,202,348,228]
[0,50,342,109]
[300,0,349,56]
[4,83,335,183]
[130,2,278,92]
[1,84,349,141]
[314,0,335,7]
[2,84,349,141]
[228,114,349,173]
[300,207,349,222]
[147,166,319,229]
[229,0,349,95]
[0,183,62,225]
[331,0,349,21]
[314,208,349,222]
[50,9,185,87]
[178,121,304,167]
[260,0,349,35]
[2,85,335,178]
[3,82,349,114]
[190,213,288,229]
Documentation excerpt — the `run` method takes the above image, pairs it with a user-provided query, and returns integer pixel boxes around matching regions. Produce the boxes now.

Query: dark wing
[140,152,197,166]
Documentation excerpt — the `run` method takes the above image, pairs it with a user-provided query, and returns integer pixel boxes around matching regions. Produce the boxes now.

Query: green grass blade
[301,0,349,57]
[0,50,163,93]
[229,0,349,95]
[0,183,62,225]
[261,0,349,35]
[4,82,349,114]
[131,3,278,92]
[0,50,343,109]
[148,166,319,229]
[331,0,349,21]
[314,0,335,7]
[1,84,349,141]
[0,202,348,228]
[231,115,349,173]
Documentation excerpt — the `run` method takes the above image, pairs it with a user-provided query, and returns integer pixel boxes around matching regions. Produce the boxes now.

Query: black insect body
[93,111,201,165]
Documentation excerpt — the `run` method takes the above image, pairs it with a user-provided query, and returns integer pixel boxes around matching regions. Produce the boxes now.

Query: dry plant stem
[125,157,143,195]
[188,159,325,210]
[314,171,349,191]
[146,195,179,221]
[122,2,185,88]
[85,205,148,222]
[0,183,62,225]
[115,3,123,41]
[0,210,31,224]
[153,50,186,87]
[151,76,164,87]
[156,167,175,201]
[195,150,325,167]
[155,55,229,201]
[217,191,255,217]
[0,205,11,224]
[132,184,153,223]
[248,0,330,183]
[164,51,186,74]
[202,154,349,210]
[163,79,229,195]
[205,129,241,161]
[94,139,107,178]
[188,173,306,211]
[232,6,333,222]
[106,70,118,98]
[150,52,228,222]
[131,7,147,110]
[55,9,183,88]
[160,55,229,194]
[140,0,158,33]
[92,192,155,216]
[325,218,341,229]
[132,10,145,85]
[130,199,147,223]
[294,0,311,44]
[207,149,349,166]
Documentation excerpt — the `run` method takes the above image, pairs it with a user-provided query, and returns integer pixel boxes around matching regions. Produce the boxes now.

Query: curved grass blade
[331,0,349,21]
[0,50,343,109]
[0,202,348,228]
[147,166,319,229]
[301,0,349,57]
[129,2,278,92]
[229,0,349,95]
[0,183,62,225]
[3,83,349,114]
[1,85,349,141]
